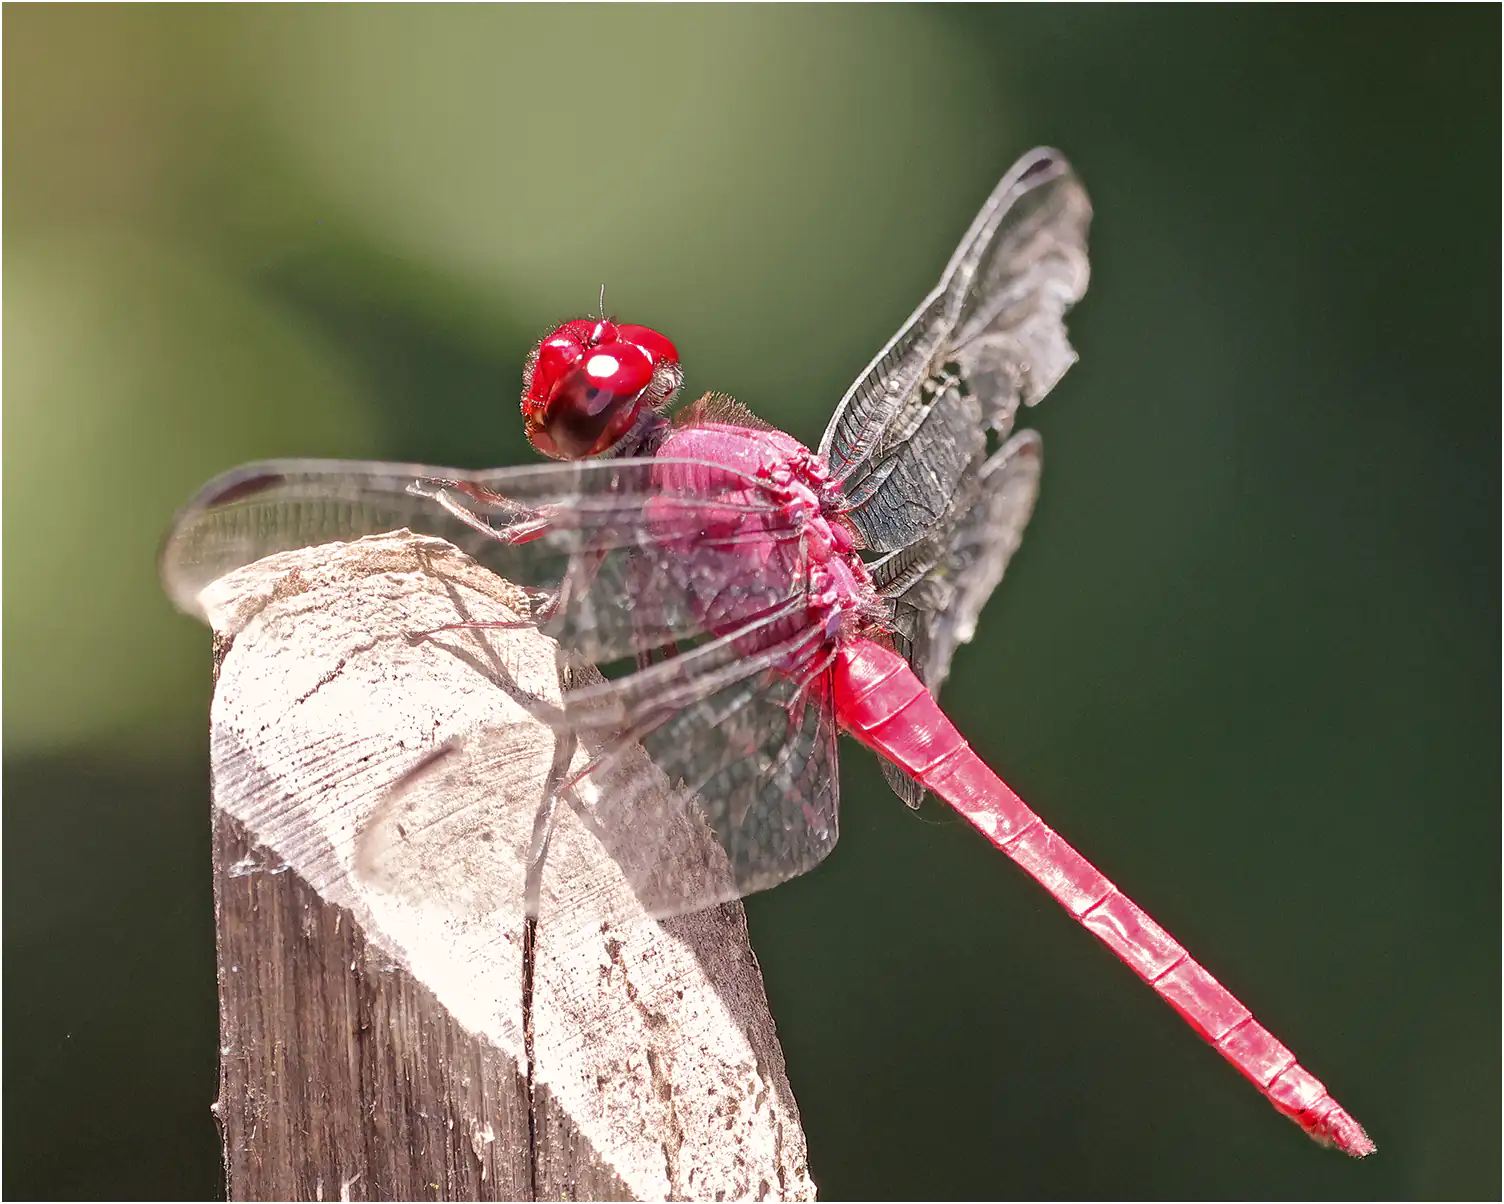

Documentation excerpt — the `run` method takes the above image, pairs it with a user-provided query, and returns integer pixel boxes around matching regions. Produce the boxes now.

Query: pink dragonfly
[162,148,1373,1157]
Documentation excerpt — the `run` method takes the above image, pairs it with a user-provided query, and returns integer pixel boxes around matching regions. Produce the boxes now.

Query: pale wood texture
[204,531,814,1201]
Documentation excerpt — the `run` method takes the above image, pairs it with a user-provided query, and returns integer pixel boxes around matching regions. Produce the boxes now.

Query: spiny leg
[523,646,583,920]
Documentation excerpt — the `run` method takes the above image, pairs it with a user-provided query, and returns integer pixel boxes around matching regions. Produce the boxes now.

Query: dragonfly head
[521,318,683,459]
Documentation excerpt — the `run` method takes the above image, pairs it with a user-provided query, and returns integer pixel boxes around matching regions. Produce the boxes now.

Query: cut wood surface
[204,531,814,1201]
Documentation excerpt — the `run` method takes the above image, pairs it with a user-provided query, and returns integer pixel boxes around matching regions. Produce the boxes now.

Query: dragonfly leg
[406,616,535,641]
[559,628,830,801]
[407,477,553,545]
[522,649,583,919]
[558,707,676,797]
[786,643,837,701]
[522,737,572,920]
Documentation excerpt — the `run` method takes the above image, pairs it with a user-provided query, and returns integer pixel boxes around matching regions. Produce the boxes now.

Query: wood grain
[203,531,813,1201]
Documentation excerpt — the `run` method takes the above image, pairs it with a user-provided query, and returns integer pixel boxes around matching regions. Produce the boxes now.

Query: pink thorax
[652,421,879,644]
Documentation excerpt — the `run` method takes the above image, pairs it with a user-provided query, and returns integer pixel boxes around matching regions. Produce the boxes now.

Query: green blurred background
[4,6,1497,1199]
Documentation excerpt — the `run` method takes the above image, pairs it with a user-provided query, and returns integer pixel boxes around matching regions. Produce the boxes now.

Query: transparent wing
[567,648,840,919]
[162,454,809,665]
[819,147,1089,552]
[356,636,840,941]
[948,155,1092,429]
[868,430,1042,807]
[838,376,986,554]
[814,147,1085,806]
[166,450,843,936]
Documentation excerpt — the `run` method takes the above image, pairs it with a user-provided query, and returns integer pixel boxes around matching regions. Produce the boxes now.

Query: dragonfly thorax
[654,419,881,651]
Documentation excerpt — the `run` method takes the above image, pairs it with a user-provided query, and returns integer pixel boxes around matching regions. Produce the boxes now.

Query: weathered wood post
[201,532,814,1201]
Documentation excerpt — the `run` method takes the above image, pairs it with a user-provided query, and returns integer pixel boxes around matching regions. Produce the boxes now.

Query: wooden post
[201,532,814,1201]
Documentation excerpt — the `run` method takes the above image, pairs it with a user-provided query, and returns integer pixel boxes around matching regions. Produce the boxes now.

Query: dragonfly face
[521,317,683,459]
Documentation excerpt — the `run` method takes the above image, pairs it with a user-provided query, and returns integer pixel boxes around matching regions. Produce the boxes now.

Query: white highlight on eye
[586,353,620,379]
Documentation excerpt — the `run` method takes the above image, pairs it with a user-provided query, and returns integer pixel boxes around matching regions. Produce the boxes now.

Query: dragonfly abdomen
[831,637,1375,1157]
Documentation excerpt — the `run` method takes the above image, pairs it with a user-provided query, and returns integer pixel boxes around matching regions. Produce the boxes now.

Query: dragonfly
[162,147,1373,1157]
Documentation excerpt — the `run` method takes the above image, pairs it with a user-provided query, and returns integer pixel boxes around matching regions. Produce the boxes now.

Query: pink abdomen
[831,636,1375,1157]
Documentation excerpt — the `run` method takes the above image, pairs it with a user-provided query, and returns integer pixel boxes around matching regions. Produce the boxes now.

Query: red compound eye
[580,341,654,397]
[616,324,678,368]
[537,342,653,459]
[522,318,682,459]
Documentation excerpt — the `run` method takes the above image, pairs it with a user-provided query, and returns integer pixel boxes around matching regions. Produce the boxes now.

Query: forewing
[819,148,1087,550]
[161,455,804,665]
[162,458,510,614]
[820,148,1084,804]
[817,279,957,484]
[840,379,986,554]
[948,156,1091,432]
